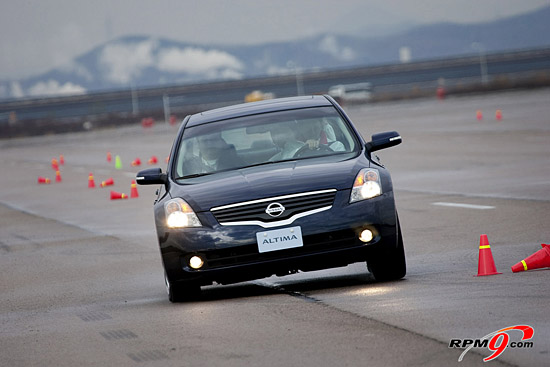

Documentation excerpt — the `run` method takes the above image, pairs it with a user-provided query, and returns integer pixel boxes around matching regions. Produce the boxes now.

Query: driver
[268,122,305,161]
[302,119,345,151]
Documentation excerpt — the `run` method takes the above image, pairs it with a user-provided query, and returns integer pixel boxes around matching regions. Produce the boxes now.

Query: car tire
[367,215,406,281]
[165,272,201,303]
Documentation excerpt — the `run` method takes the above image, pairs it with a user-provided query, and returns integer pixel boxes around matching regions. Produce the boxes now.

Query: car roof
[186,95,333,127]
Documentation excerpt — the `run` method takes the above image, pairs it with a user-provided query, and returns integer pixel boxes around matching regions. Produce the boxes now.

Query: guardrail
[1,47,549,138]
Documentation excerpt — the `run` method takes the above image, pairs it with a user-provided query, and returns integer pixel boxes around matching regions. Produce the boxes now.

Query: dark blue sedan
[137,95,404,302]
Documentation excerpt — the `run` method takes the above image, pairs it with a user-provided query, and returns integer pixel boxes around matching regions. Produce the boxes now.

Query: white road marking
[431,202,495,210]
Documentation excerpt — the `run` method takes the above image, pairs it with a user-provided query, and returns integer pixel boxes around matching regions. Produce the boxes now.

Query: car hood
[172,155,366,212]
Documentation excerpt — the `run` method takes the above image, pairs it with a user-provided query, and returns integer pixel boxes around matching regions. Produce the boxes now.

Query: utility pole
[472,42,489,86]
[163,94,171,128]
[131,86,139,116]
[287,61,304,96]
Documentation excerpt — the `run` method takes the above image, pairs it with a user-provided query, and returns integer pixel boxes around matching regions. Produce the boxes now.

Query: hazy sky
[0,0,548,79]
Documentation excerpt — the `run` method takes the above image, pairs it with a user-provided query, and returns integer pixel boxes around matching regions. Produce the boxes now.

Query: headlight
[350,168,382,203]
[164,198,202,228]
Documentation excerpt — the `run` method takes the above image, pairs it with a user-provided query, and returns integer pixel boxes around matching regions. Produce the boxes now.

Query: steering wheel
[293,143,332,158]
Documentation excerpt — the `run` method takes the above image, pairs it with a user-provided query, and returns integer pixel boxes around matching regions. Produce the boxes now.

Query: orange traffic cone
[511,244,550,273]
[476,110,483,121]
[495,110,503,121]
[131,158,141,167]
[148,155,158,164]
[110,190,128,200]
[38,177,51,184]
[130,180,139,198]
[107,152,112,163]
[436,86,446,100]
[59,154,65,165]
[101,177,114,187]
[52,158,59,171]
[141,117,154,128]
[55,170,62,183]
[88,173,96,188]
[476,234,501,276]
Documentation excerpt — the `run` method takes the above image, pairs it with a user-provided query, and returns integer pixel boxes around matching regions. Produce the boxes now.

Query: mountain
[2,6,549,100]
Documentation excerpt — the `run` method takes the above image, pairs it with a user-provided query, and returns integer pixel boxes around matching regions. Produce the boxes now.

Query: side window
[176,138,199,177]
[221,128,247,150]
[329,118,355,151]
[221,128,272,152]
[222,127,276,166]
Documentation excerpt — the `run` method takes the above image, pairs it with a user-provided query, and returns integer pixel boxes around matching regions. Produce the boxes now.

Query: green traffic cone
[115,155,122,170]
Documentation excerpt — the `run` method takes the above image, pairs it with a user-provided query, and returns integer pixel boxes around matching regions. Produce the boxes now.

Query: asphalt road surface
[1,88,549,367]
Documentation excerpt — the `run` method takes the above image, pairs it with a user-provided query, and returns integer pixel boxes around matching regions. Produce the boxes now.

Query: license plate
[256,226,303,253]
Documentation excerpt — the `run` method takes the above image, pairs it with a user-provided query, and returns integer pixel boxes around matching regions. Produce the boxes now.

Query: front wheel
[165,272,201,302]
[367,215,406,281]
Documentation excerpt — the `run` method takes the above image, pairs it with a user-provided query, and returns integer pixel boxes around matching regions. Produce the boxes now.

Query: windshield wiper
[174,172,214,180]
[240,160,278,169]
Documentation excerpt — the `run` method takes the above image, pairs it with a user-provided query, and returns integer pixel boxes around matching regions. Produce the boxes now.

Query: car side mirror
[366,131,402,153]
[136,168,167,185]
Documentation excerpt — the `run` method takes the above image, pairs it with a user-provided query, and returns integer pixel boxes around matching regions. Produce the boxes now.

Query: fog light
[359,229,374,243]
[189,255,204,269]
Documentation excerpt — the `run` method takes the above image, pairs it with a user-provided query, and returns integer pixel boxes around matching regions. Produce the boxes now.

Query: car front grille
[210,189,337,226]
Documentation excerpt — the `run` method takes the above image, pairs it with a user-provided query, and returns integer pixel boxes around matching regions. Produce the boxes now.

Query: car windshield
[174,106,359,179]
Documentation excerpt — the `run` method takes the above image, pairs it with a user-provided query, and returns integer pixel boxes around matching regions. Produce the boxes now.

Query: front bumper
[156,190,397,286]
